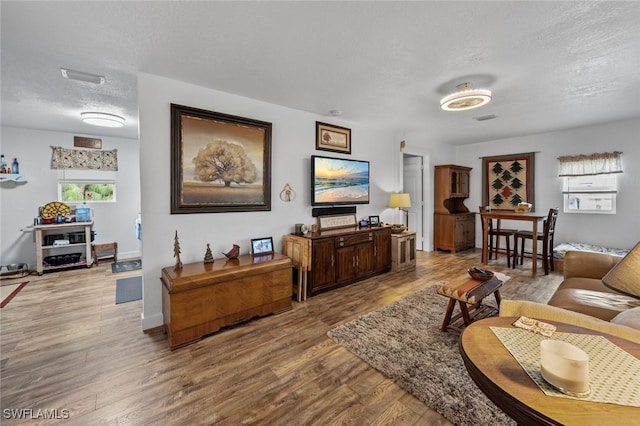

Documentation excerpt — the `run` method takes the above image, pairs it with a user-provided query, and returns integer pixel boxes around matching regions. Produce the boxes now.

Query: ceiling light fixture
[440,83,492,111]
[81,112,125,128]
[329,109,342,117]
[61,68,105,85]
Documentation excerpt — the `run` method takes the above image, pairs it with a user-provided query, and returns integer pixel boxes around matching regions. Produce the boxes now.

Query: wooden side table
[391,231,416,272]
[282,234,311,302]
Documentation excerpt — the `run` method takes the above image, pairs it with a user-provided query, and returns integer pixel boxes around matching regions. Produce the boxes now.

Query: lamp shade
[602,241,640,299]
[389,193,411,209]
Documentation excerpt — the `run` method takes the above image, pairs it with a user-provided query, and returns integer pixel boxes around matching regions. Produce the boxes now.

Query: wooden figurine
[173,230,183,270]
[204,243,214,263]
[223,244,240,260]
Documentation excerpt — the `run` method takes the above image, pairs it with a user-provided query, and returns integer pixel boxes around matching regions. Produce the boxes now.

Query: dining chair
[479,207,517,267]
[512,208,559,275]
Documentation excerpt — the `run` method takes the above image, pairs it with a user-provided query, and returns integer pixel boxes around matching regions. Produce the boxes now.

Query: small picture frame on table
[251,237,274,256]
[368,215,381,227]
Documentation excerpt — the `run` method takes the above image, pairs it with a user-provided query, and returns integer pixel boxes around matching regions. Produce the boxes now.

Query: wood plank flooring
[0,250,563,425]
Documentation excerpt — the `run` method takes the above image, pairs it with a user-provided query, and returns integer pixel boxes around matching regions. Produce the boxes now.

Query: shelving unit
[34,221,94,275]
[0,174,28,183]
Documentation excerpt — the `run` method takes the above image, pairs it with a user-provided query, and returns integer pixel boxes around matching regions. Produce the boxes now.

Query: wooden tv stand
[161,253,293,349]
[283,226,391,297]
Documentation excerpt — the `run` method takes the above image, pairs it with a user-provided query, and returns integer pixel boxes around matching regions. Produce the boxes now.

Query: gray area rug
[115,276,142,304]
[327,284,516,426]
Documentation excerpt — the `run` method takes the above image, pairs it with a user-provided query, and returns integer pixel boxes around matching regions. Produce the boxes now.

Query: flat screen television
[311,155,370,206]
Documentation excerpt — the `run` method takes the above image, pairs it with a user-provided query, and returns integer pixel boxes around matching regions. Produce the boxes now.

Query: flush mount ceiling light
[61,68,105,85]
[440,83,492,111]
[81,112,125,127]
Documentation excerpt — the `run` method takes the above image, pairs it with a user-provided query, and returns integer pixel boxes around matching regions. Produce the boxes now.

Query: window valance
[51,146,118,171]
[557,151,622,177]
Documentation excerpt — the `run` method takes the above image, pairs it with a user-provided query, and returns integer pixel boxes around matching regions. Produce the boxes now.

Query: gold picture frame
[171,104,272,214]
[316,121,351,154]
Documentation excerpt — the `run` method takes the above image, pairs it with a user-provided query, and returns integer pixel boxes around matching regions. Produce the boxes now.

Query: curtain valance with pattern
[51,146,118,171]
[557,151,622,176]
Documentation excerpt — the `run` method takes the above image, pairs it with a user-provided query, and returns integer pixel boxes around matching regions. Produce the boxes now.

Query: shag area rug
[327,284,516,426]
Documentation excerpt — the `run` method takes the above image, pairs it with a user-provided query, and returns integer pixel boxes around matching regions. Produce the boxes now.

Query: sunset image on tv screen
[313,157,369,204]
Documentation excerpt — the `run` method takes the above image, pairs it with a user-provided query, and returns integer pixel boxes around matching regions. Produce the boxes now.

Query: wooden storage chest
[161,253,292,349]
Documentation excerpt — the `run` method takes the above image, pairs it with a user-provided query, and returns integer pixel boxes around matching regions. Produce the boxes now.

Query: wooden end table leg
[441,298,457,332]
[494,290,502,306]
[459,301,472,326]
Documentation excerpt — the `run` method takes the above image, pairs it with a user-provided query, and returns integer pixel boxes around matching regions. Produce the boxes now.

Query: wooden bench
[436,275,504,333]
[92,242,117,265]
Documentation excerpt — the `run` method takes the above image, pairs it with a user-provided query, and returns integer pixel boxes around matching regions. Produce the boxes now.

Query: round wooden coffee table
[459,316,640,426]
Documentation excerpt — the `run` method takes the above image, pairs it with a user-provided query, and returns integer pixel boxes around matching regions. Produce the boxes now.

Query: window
[58,181,116,203]
[562,174,617,214]
[558,151,622,215]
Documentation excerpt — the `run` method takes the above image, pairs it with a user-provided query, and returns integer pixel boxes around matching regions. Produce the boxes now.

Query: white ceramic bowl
[540,339,590,396]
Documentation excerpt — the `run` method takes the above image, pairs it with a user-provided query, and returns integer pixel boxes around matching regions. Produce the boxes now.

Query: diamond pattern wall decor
[482,152,535,211]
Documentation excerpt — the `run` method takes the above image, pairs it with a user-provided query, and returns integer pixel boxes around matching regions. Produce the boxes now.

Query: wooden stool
[436,275,504,333]
[92,242,118,265]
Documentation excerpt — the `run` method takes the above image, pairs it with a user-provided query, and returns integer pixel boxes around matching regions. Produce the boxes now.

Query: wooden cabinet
[434,213,476,252]
[435,165,472,213]
[34,221,94,275]
[309,238,336,292]
[161,253,292,349]
[285,227,391,297]
[373,230,391,273]
[434,164,475,252]
[391,231,416,272]
[335,232,374,283]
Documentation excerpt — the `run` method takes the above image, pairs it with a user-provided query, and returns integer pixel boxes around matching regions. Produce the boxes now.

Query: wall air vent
[60,68,105,85]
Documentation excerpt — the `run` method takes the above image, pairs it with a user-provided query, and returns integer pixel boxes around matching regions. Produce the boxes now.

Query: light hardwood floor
[0,250,563,425]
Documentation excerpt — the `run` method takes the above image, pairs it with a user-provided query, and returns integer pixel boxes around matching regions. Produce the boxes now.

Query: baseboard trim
[141,312,163,331]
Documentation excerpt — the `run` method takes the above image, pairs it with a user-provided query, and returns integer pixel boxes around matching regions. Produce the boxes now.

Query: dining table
[479,210,548,276]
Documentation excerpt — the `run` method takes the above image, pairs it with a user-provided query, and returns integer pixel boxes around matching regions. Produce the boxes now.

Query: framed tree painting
[482,152,535,211]
[171,104,272,213]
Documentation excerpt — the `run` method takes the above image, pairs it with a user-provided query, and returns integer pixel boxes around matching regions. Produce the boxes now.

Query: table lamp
[389,193,411,228]
[602,241,640,299]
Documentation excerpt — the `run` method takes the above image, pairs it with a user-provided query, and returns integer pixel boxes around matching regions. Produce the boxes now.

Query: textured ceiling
[2,1,639,145]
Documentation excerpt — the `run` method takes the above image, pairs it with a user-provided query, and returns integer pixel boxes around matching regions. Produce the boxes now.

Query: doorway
[403,154,425,250]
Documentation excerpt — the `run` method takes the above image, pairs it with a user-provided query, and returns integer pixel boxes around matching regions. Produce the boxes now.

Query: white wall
[456,118,640,250]
[138,73,396,329]
[0,127,141,267]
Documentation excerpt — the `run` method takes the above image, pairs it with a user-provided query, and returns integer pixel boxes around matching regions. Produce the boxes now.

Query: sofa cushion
[500,300,640,344]
[611,307,640,330]
[556,277,620,294]
[548,288,639,321]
